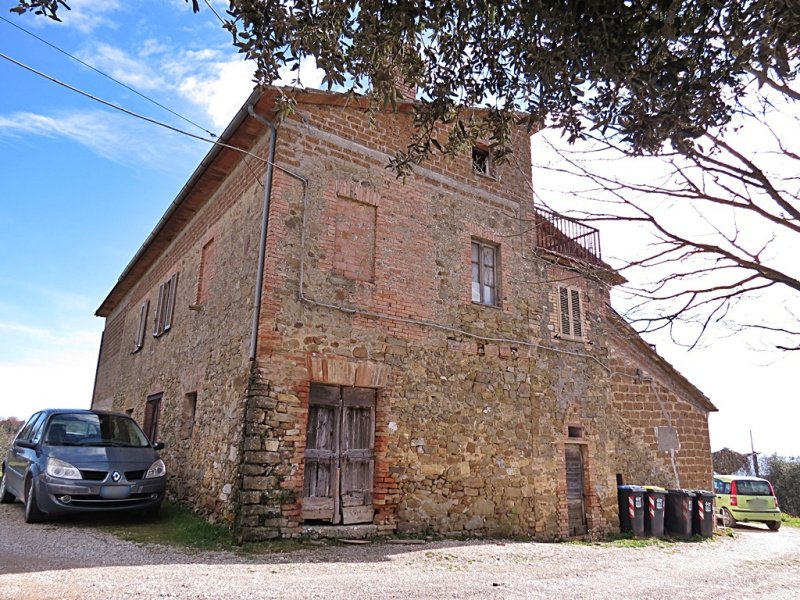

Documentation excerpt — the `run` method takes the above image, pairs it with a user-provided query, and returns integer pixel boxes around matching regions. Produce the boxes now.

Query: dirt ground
[1,503,799,599]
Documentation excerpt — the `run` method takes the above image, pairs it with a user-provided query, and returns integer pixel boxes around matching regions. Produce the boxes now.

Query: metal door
[565,444,587,536]
[302,384,375,525]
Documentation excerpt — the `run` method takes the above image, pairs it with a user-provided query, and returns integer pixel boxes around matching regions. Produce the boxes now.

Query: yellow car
[713,474,782,530]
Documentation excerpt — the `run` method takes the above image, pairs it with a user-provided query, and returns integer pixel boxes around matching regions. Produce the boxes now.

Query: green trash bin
[692,490,715,538]
[617,485,646,537]
[643,486,667,538]
[665,489,695,538]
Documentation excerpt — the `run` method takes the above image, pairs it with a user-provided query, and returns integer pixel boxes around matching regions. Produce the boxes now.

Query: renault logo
[111,471,122,483]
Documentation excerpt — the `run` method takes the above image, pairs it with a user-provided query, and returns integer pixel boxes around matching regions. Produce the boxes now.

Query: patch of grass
[87,502,318,555]
[780,513,800,528]
[569,531,719,548]
[91,501,236,550]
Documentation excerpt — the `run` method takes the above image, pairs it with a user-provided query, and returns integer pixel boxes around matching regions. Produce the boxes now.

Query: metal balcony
[534,209,602,264]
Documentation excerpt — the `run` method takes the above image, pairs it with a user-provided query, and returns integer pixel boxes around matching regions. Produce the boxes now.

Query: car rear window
[735,480,773,496]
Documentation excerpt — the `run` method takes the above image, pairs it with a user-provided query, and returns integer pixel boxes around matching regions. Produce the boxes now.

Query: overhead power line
[0,14,217,139]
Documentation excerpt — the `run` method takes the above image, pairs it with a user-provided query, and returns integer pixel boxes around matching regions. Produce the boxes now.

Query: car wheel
[0,470,15,504]
[23,479,46,523]
[767,520,781,531]
[721,508,736,528]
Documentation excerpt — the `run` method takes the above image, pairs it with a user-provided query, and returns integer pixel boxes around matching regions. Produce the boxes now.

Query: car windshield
[736,480,773,496]
[44,413,151,448]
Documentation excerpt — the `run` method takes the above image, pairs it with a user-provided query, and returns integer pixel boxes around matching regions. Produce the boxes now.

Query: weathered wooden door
[565,445,588,536]
[302,384,376,525]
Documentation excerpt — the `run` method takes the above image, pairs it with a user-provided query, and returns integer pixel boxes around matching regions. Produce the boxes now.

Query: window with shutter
[134,300,149,352]
[153,272,179,337]
[558,286,584,340]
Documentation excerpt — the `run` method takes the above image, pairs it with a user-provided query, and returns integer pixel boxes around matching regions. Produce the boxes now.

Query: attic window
[472,146,493,178]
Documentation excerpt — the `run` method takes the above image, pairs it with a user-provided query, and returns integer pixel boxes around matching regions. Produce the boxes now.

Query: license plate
[748,498,767,510]
[100,485,132,499]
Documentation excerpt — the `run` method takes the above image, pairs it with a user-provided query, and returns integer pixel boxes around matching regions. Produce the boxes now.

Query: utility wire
[0,14,218,139]
[0,51,267,165]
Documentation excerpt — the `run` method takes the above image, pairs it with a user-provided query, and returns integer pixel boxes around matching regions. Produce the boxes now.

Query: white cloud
[51,0,123,33]
[177,58,256,129]
[0,110,204,168]
[79,43,166,91]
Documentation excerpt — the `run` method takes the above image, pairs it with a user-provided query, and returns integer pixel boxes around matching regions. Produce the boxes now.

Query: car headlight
[144,459,166,479]
[46,457,81,480]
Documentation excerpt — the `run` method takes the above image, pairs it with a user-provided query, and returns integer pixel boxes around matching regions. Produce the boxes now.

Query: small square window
[568,426,584,438]
[472,146,493,177]
[471,240,499,306]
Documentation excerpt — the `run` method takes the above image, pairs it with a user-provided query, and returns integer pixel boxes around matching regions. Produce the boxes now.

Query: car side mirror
[152,441,165,451]
[16,440,37,450]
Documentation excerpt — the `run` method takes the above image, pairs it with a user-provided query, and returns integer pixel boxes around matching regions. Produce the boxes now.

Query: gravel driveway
[1,503,799,600]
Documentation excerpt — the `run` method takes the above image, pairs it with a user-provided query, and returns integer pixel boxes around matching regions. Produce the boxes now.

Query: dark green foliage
[10,1,800,175]
[763,455,800,517]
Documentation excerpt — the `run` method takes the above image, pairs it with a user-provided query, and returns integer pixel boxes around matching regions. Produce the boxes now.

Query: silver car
[0,409,166,522]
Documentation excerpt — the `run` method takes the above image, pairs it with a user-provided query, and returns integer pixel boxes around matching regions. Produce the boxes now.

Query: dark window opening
[616,473,624,486]
[143,394,162,443]
[472,146,492,177]
[568,426,584,438]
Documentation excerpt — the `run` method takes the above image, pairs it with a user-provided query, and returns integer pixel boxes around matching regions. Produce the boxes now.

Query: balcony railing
[534,209,602,264]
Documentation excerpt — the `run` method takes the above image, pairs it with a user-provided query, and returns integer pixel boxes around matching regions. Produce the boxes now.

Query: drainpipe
[248,105,277,361]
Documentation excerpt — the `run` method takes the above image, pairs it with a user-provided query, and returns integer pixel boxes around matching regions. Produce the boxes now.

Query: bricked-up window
[558,286,584,339]
[471,240,498,306]
[143,393,162,443]
[153,272,178,337]
[133,300,149,352]
[333,197,376,282]
[197,238,216,304]
[472,146,493,178]
[181,392,197,440]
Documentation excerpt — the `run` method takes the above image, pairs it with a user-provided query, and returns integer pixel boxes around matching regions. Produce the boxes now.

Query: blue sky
[0,1,797,458]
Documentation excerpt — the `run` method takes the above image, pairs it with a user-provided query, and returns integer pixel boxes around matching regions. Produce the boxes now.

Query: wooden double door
[302,384,376,525]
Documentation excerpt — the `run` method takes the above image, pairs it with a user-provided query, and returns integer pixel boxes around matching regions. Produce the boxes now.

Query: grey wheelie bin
[617,485,646,537]
[643,486,667,538]
[665,489,695,538]
[692,490,715,538]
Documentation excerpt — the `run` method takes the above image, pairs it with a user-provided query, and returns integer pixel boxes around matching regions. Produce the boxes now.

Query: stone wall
[91,134,270,523]
[235,100,714,540]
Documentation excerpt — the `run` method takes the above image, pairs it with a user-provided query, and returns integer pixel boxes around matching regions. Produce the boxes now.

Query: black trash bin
[665,489,695,538]
[692,490,715,538]
[643,486,667,538]
[618,485,646,537]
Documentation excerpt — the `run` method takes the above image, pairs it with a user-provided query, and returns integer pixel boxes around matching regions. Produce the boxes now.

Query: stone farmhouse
[91,86,716,540]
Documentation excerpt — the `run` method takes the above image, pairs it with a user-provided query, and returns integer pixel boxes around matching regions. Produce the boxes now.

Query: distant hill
[0,418,23,467]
